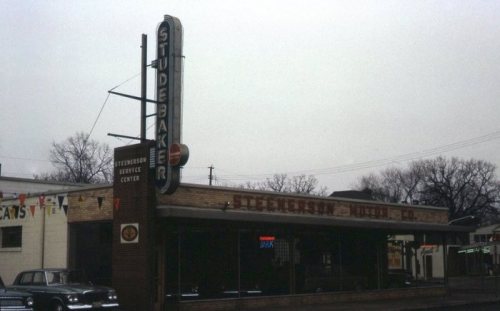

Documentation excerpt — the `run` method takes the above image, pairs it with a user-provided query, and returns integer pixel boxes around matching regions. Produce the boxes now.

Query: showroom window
[1,226,22,248]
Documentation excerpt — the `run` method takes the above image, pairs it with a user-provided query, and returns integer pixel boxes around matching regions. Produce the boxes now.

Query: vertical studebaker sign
[156,15,189,194]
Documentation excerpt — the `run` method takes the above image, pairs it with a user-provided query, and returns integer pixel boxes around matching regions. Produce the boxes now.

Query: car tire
[51,301,65,311]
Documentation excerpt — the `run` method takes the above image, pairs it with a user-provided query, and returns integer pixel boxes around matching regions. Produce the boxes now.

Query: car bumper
[67,302,119,310]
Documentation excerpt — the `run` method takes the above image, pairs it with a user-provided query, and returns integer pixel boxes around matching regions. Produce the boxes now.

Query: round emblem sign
[121,225,138,242]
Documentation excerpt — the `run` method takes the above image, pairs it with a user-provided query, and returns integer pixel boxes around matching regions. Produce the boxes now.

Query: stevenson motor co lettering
[115,157,146,183]
[233,194,335,216]
[232,194,405,221]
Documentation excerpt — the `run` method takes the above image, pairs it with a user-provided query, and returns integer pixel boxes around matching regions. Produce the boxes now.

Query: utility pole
[208,165,214,186]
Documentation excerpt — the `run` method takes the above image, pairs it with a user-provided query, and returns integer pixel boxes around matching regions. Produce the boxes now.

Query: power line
[212,129,500,181]
[87,72,141,141]
[109,72,141,92]
[0,155,51,163]
[88,93,111,139]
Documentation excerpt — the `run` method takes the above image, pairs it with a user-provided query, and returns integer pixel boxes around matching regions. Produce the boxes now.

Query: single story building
[110,142,472,311]
[0,142,473,311]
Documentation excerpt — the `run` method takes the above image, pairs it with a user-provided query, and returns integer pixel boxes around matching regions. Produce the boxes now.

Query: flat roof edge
[157,205,472,233]
[176,183,449,212]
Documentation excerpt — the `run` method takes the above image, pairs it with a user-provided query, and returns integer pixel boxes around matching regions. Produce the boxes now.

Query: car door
[15,271,49,309]
[30,271,51,309]
[13,272,41,307]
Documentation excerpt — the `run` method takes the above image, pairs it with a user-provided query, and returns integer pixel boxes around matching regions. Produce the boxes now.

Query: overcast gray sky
[1,0,500,193]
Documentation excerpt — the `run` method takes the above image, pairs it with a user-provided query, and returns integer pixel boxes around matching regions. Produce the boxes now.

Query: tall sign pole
[140,34,147,142]
[156,15,189,194]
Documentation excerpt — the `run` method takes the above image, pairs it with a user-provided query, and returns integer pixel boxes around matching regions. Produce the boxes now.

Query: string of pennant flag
[0,191,119,218]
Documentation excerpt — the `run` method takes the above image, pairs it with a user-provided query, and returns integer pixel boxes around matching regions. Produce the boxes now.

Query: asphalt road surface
[439,302,500,310]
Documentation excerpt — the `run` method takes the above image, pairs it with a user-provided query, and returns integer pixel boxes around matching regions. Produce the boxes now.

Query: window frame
[1,226,23,249]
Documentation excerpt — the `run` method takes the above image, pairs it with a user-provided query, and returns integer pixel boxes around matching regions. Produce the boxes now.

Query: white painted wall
[412,245,445,279]
[0,194,68,284]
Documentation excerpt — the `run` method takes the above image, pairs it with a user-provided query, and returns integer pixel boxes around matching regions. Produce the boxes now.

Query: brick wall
[67,186,113,223]
[112,142,156,311]
[157,184,449,225]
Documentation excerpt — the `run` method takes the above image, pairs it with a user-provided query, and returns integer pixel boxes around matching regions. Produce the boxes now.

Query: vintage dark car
[9,269,119,311]
[386,269,414,288]
[0,275,34,311]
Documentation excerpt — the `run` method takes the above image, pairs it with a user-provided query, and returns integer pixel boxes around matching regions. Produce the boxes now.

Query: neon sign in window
[259,236,275,249]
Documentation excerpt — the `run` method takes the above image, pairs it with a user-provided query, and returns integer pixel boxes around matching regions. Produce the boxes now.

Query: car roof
[19,269,68,273]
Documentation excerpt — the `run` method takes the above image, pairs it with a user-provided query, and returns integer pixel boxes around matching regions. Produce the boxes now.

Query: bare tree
[379,167,404,203]
[399,161,425,203]
[262,174,290,192]
[356,173,393,202]
[238,181,260,190]
[355,164,425,204]
[354,157,500,222]
[240,174,326,195]
[290,174,318,194]
[37,132,113,184]
[420,157,500,220]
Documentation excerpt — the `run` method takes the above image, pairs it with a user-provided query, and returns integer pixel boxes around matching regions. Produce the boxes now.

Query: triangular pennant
[78,195,84,202]
[113,198,120,211]
[58,196,64,209]
[63,205,68,216]
[97,197,104,209]
[29,205,36,217]
[19,193,26,206]
[39,195,45,208]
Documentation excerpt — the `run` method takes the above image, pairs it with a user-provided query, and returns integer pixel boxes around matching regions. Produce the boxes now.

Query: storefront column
[442,233,448,293]
[154,229,166,311]
[177,227,182,299]
[288,232,295,294]
[237,230,241,298]
[414,242,419,284]
[376,242,381,290]
[338,237,343,291]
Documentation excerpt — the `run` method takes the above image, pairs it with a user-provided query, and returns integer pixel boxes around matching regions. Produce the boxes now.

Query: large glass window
[163,222,442,301]
[164,225,238,301]
[294,232,344,293]
[68,222,112,285]
[240,230,290,296]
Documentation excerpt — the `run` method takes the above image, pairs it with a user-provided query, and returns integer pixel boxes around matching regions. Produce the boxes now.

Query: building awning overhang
[157,205,472,233]
[459,241,500,253]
